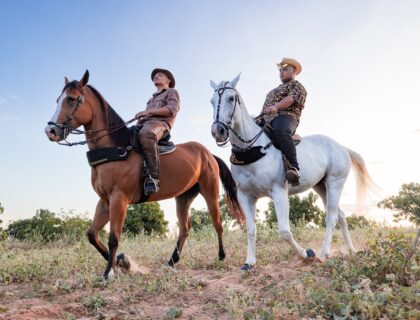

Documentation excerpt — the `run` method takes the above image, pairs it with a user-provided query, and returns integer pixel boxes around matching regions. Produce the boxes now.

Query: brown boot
[286,167,300,187]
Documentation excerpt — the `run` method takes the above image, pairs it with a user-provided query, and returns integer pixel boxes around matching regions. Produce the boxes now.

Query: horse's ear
[79,70,89,87]
[230,73,241,88]
[64,76,70,85]
[210,80,218,90]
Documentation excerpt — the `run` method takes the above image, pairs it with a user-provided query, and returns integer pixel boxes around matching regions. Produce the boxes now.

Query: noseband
[47,94,85,141]
[212,83,240,146]
[212,84,268,151]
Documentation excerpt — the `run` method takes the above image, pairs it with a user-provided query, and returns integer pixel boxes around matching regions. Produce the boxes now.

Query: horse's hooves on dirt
[219,252,226,261]
[306,248,315,258]
[103,268,114,280]
[240,264,255,272]
[116,253,131,272]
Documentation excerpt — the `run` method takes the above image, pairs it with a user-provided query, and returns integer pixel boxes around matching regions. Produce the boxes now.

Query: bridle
[212,83,268,151]
[47,93,136,147]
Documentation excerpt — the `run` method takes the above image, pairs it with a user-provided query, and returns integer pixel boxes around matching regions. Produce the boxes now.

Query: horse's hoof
[219,251,226,261]
[240,264,255,272]
[116,253,131,271]
[103,268,114,280]
[306,248,316,258]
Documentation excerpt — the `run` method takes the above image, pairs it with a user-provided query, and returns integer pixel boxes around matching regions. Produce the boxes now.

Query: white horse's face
[210,74,241,144]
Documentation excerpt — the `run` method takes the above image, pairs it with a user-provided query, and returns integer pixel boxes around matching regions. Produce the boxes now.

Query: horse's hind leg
[87,199,110,261]
[199,171,226,261]
[338,209,356,253]
[320,177,347,259]
[168,184,200,266]
[314,182,355,254]
[272,186,308,259]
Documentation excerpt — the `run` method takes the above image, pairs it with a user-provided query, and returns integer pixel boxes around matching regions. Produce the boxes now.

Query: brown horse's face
[45,70,92,142]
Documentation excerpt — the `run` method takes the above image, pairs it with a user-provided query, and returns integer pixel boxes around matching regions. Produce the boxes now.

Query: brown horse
[45,70,244,279]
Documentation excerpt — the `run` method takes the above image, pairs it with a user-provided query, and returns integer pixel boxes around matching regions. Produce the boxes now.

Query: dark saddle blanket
[229,123,301,166]
[86,126,176,168]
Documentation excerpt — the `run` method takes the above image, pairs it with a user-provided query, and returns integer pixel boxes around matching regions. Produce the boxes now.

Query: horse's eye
[67,97,75,103]
[229,96,235,102]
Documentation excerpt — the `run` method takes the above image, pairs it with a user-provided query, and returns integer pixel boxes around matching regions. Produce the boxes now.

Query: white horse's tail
[346,148,380,212]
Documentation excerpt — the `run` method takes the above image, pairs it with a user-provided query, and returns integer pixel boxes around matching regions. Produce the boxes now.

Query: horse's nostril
[50,128,56,135]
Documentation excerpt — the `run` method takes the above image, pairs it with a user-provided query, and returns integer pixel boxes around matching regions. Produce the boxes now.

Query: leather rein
[47,94,136,147]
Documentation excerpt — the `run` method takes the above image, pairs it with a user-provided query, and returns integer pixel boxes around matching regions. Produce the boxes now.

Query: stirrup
[144,177,160,195]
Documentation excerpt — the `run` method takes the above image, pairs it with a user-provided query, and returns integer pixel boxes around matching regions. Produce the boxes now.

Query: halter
[212,83,268,151]
[47,93,137,147]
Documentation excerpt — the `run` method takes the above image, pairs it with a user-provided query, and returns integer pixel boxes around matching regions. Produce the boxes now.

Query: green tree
[265,192,325,228]
[378,182,420,278]
[7,209,63,242]
[0,202,6,240]
[6,209,92,242]
[123,202,168,237]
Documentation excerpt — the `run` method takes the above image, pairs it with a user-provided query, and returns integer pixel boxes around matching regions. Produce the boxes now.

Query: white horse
[210,74,375,270]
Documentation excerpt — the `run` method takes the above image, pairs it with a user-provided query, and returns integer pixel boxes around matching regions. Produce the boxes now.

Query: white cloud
[0,87,19,105]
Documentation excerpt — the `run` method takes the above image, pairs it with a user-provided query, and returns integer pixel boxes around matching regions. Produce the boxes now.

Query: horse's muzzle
[45,124,64,142]
[211,122,229,144]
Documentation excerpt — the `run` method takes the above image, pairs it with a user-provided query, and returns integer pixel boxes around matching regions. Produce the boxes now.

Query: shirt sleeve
[165,89,180,117]
[288,81,307,107]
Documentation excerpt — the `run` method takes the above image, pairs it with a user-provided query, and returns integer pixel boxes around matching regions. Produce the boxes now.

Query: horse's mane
[62,81,131,147]
[87,85,131,147]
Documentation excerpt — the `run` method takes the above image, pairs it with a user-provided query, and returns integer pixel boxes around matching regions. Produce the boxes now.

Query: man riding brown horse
[257,58,307,186]
[135,68,180,195]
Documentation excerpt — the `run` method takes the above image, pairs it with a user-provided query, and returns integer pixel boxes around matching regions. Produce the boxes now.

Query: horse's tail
[346,148,380,212]
[213,155,245,224]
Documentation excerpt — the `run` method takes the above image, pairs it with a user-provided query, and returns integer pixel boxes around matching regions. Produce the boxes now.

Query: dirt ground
[0,256,318,320]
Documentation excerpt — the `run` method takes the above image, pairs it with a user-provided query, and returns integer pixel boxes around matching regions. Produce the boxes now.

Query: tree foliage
[0,202,6,241]
[7,209,91,242]
[378,182,420,226]
[265,192,325,227]
[123,202,168,237]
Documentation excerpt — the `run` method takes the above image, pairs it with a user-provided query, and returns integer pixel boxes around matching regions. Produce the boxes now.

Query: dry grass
[0,225,418,319]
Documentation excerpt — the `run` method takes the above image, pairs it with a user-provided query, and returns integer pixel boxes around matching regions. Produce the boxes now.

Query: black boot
[286,167,300,187]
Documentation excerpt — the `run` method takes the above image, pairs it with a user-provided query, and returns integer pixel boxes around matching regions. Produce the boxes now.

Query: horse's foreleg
[87,199,110,261]
[104,194,128,279]
[238,190,257,270]
[272,187,308,259]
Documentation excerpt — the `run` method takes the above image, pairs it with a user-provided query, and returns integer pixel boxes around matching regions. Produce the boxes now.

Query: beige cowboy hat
[277,58,302,75]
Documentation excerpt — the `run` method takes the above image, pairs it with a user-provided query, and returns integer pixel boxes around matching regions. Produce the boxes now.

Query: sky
[0,0,419,229]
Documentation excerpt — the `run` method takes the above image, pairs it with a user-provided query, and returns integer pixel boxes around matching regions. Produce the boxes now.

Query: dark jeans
[271,115,299,170]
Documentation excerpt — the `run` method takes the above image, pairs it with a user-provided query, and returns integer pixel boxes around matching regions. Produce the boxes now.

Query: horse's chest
[233,163,280,196]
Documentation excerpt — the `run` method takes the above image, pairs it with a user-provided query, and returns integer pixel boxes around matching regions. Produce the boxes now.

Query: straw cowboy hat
[277,58,302,75]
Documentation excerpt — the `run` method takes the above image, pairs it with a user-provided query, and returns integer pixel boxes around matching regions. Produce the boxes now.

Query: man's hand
[263,105,278,114]
[135,110,150,119]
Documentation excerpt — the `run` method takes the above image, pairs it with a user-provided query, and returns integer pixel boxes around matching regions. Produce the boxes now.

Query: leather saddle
[129,126,176,155]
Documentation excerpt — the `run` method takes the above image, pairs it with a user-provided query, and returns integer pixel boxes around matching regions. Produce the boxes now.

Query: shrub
[124,202,168,237]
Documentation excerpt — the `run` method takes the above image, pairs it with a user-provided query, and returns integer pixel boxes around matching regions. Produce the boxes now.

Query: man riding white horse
[257,58,306,186]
